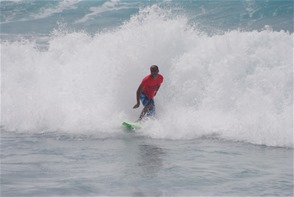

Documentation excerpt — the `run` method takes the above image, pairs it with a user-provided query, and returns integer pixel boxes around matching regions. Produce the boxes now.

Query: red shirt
[141,74,163,99]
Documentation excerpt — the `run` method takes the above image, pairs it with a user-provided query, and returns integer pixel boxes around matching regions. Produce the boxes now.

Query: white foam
[31,0,82,20]
[1,6,293,147]
[76,0,135,23]
[0,0,24,2]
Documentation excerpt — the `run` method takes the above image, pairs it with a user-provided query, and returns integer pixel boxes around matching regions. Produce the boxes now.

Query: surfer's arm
[154,85,161,96]
[133,84,143,109]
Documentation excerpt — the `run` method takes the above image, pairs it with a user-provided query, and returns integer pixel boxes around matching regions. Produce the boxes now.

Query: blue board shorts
[140,93,155,116]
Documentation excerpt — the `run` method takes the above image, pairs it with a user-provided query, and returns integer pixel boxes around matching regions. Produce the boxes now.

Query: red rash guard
[140,74,163,99]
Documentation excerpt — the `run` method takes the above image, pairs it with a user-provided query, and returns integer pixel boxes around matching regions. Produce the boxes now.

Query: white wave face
[1,6,293,147]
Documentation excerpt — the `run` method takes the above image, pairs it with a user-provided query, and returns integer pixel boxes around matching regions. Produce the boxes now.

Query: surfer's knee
[146,103,154,110]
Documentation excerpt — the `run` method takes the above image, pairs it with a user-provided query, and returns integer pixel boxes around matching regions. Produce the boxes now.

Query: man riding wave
[133,65,164,121]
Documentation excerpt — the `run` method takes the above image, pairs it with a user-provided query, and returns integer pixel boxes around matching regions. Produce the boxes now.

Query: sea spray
[1,6,293,147]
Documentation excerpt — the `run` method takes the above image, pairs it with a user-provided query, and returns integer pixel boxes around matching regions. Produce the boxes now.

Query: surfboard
[122,121,141,130]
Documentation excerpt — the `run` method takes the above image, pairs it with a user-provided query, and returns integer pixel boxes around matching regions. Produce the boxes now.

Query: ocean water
[1,0,293,196]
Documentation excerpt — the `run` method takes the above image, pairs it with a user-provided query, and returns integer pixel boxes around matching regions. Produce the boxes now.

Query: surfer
[133,65,164,121]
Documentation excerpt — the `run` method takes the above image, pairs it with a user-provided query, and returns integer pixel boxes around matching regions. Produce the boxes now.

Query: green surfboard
[122,121,142,130]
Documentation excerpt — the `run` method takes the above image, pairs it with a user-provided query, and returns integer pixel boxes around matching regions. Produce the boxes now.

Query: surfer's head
[150,65,159,78]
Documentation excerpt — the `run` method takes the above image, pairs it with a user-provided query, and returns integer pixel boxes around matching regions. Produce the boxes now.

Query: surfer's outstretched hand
[133,103,140,109]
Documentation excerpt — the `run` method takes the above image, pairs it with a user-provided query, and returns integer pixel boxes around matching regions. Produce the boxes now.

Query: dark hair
[150,65,159,71]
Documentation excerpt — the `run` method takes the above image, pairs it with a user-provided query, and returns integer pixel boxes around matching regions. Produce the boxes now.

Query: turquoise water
[1,0,293,35]
[1,0,293,196]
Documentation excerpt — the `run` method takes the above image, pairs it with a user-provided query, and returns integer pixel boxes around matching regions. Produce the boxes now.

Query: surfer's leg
[137,93,155,121]
[146,100,155,117]
[138,104,151,121]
